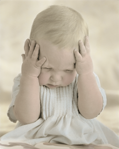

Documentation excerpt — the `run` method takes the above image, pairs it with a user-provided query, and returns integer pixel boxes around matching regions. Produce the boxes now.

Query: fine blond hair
[30,5,89,49]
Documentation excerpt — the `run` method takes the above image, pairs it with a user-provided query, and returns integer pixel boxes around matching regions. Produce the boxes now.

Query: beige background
[0,0,119,137]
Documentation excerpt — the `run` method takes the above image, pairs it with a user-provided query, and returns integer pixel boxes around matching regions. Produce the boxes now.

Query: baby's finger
[28,40,36,58]
[36,57,46,68]
[74,50,82,62]
[84,36,90,53]
[24,39,30,57]
[78,40,86,56]
[37,47,40,60]
[28,39,31,47]
[32,44,39,60]
[21,54,25,62]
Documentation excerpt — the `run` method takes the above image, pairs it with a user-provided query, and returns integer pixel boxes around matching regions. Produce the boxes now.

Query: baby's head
[30,5,88,49]
[29,5,88,88]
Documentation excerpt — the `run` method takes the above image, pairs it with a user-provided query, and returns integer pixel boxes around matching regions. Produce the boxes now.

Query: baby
[1,5,119,147]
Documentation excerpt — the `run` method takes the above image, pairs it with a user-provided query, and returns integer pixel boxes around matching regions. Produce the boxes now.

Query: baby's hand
[21,39,46,78]
[74,36,93,75]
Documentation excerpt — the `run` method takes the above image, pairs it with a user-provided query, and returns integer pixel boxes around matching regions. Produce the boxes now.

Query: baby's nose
[50,74,62,83]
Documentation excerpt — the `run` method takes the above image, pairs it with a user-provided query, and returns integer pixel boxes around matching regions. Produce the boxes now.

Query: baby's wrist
[78,71,94,77]
[21,74,39,83]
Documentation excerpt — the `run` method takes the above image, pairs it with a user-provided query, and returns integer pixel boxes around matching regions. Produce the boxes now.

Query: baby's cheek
[63,72,77,86]
[63,77,72,86]
[38,72,49,85]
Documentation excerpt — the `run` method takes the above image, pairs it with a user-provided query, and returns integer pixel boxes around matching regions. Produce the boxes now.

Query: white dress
[1,73,119,147]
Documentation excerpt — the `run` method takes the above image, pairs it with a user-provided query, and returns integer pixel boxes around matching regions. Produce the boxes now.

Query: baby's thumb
[21,54,25,62]
[36,57,46,67]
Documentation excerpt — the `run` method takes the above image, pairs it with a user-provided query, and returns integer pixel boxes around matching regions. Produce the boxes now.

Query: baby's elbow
[80,113,97,119]
[79,110,101,119]
[17,116,38,125]
[14,107,39,125]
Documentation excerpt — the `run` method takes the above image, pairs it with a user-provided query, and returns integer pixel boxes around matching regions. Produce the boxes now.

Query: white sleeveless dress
[1,73,119,147]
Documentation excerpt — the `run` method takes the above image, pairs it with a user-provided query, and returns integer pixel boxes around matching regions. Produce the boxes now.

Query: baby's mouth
[47,84,59,87]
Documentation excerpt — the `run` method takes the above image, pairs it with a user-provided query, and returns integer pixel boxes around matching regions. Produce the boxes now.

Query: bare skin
[74,36,103,119]
[14,40,46,124]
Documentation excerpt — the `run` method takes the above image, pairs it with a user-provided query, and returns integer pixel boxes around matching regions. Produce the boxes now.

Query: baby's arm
[77,72,103,119]
[74,37,103,119]
[14,40,46,124]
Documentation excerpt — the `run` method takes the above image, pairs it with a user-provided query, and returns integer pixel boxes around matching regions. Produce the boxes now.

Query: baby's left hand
[74,36,93,75]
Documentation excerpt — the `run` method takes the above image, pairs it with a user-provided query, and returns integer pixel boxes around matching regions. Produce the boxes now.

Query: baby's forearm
[77,72,103,119]
[14,75,40,124]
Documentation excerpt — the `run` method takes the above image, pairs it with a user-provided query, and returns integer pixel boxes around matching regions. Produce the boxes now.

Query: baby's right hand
[21,39,46,78]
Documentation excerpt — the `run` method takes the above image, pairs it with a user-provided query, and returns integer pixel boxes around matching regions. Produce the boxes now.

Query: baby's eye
[42,67,51,70]
[65,70,73,72]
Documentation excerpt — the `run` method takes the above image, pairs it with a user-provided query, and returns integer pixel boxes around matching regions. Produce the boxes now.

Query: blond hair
[30,5,89,49]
